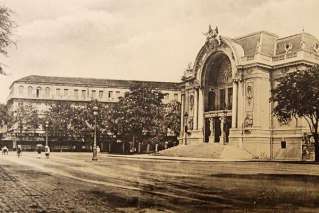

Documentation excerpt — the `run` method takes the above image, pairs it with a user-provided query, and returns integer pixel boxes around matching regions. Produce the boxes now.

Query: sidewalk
[104,153,252,162]
[105,143,255,162]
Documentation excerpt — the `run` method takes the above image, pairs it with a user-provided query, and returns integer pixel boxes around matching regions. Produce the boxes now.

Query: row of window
[16,85,180,102]
[206,87,233,111]
[17,85,122,100]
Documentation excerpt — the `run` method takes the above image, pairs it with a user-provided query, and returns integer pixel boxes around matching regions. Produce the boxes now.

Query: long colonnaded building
[5,75,181,150]
[180,27,319,160]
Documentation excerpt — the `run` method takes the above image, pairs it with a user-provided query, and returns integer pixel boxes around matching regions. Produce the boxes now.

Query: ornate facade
[180,27,319,160]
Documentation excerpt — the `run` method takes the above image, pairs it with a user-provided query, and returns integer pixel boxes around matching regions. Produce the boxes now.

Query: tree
[271,65,319,161]
[110,84,165,145]
[8,104,40,135]
[69,100,111,143]
[162,100,181,137]
[0,103,8,128]
[0,5,15,74]
[43,100,111,146]
[44,101,74,140]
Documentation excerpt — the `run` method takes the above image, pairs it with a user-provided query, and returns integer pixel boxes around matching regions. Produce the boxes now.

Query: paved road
[1,152,319,212]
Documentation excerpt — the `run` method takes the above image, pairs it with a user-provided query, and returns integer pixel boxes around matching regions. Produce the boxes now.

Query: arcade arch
[201,52,233,143]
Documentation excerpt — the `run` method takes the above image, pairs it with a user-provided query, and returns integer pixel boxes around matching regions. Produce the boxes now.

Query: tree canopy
[271,65,319,161]
[44,101,75,138]
[0,103,8,128]
[0,5,15,74]
[162,100,181,137]
[43,100,111,142]
[111,84,165,143]
[8,104,40,134]
[69,100,111,141]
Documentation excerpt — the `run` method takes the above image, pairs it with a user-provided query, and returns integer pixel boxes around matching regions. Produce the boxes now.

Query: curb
[104,154,253,162]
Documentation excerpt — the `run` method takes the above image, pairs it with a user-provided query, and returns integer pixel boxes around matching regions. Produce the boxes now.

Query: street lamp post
[45,120,49,147]
[92,105,99,161]
[14,110,23,150]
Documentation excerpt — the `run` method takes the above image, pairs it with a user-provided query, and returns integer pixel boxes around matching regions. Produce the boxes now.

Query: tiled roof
[13,75,181,90]
[232,31,319,57]
[275,32,319,55]
[233,31,278,57]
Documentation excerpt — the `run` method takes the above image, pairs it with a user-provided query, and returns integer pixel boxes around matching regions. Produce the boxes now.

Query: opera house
[180,26,319,160]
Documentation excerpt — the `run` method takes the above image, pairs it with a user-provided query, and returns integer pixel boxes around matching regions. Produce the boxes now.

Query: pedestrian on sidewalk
[17,145,22,158]
[36,144,42,158]
[45,145,50,159]
[1,146,8,155]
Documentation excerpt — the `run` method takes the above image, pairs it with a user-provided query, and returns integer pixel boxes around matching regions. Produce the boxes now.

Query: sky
[0,0,318,103]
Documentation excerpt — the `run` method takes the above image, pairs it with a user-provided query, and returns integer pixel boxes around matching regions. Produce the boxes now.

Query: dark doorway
[225,116,232,143]
[214,118,221,142]
[204,118,210,143]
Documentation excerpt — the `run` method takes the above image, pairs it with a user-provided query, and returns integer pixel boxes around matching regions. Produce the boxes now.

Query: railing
[272,51,298,62]
[205,104,232,112]
[204,109,232,118]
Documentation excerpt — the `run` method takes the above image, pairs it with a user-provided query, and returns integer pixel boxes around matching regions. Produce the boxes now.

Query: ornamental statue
[203,25,222,48]
[246,85,253,105]
[182,62,194,80]
[244,113,253,128]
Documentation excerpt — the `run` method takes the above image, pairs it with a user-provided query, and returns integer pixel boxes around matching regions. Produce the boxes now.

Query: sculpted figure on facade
[182,63,194,79]
[189,95,194,112]
[208,118,215,143]
[300,40,306,50]
[244,113,253,128]
[188,117,194,130]
[284,43,293,54]
[203,25,222,50]
[246,84,253,106]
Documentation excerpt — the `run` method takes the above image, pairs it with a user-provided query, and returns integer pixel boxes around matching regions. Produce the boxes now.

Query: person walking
[2,146,8,155]
[17,145,22,158]
[44,146,50,159]
[36,144,42,158]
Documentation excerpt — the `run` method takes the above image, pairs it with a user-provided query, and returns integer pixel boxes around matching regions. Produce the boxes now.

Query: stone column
[237,81,244,128]
[197,89,204,130]
[193,89,198,130]
[220,116,225,145]
[232,81,238,128]
[180,94,185,145]
[208,118,215,143]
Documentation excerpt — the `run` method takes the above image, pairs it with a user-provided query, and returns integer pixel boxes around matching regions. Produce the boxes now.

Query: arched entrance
[202,52,233,144]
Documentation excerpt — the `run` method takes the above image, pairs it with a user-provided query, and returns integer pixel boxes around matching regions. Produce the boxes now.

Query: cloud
[0,0,318,102]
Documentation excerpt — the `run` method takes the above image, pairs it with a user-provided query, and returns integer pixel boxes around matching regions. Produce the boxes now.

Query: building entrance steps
[159,143,253,160]
[219,145,254,160]
[159,143,225,159]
